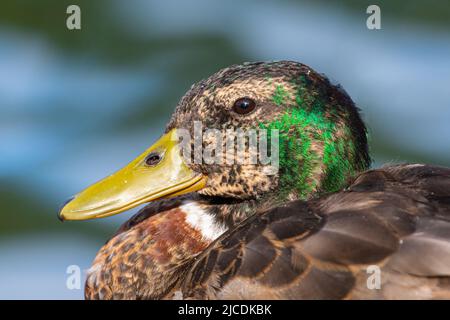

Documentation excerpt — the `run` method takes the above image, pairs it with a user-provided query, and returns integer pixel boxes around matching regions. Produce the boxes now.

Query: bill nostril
[145,152,162,166]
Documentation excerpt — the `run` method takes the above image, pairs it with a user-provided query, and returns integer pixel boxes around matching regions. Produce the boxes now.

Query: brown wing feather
[180,164,450,299]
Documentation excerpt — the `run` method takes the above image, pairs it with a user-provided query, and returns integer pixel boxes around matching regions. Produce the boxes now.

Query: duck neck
[195,195,278,227]
[179,201,229,241]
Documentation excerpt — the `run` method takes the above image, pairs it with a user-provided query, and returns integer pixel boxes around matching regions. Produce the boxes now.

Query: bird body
[59,61,450,299]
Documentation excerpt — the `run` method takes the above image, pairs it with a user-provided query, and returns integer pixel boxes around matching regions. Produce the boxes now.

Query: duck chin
[196,165,279,200]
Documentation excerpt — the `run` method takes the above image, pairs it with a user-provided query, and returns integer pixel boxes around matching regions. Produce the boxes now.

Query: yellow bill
[58,129,206,221]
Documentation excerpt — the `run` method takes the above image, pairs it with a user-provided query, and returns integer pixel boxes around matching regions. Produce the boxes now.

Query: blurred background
[0,0,449,299]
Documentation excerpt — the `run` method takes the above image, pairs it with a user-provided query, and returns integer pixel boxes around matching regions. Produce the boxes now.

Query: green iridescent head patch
[259,75,369,200]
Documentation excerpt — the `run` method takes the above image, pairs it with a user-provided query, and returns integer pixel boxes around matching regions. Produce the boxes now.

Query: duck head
[59,61,370,222]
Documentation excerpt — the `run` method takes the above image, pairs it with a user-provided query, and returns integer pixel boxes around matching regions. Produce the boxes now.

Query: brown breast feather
[85,207,210,300]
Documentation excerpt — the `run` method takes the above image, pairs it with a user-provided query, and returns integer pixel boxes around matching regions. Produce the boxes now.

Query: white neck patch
[180,201,227,241]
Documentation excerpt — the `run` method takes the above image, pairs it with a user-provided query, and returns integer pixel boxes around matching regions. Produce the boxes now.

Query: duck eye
[232,97,256,115]
[145,152,162,166]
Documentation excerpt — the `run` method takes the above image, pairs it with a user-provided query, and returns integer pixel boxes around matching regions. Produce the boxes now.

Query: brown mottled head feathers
[165,61,370,200]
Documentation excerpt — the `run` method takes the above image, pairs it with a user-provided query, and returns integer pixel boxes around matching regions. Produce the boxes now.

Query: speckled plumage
[86,204,213,300]
[167,61,369,200]
[84,61,450,300]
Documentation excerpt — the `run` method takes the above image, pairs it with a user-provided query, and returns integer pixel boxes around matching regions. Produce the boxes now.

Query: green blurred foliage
[0,181,114,240]
[309,0,450,29]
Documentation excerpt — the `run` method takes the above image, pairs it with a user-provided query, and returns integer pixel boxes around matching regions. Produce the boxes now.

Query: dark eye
[232,97,256,115]
[145,152,162,166]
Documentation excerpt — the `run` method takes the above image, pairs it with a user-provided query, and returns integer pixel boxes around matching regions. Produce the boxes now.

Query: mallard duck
[59,61,450,300]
